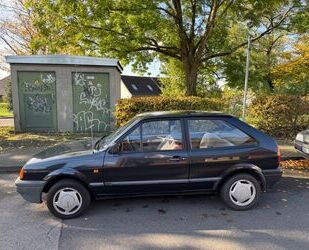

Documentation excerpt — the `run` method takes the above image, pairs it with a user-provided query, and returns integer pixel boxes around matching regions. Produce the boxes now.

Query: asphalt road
[0,173,309,250]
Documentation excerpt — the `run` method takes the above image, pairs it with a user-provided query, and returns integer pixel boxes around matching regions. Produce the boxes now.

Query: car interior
[119,119,255,152]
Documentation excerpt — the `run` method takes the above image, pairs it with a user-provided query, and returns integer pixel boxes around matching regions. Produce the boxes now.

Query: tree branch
[0,36,19,54]
[203,6,295,61]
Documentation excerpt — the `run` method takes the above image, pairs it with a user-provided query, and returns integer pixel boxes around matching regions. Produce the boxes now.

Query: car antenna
[91,125,95,153]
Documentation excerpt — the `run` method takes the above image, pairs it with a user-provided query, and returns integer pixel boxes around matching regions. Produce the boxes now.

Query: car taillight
[277,146,281,162]
[19,168,25,180]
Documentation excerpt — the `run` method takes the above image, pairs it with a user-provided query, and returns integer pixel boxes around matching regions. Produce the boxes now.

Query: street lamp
[242,22,253,121]
[242,34,251,121]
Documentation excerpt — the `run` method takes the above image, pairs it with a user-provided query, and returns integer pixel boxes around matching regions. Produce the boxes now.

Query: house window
[132,84,138,90]
[147,84,153,91]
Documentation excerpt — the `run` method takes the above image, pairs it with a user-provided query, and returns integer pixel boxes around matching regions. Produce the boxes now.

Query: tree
[0,0,35,55]
[160,58,186,97]
[272,35,309,95]
[27,0,304,95]
[222,32,287,93]
[0,0,45,72]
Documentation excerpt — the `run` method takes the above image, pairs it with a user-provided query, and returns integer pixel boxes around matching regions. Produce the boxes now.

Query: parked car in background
[15,111,282,219]
[295,130,309,158]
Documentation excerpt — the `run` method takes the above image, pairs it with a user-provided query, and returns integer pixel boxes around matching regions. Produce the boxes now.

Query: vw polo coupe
[15,111,282,219]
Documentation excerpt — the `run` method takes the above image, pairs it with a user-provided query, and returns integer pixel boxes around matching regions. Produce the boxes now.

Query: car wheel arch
[42,172,94,200]
[215,163,266,192]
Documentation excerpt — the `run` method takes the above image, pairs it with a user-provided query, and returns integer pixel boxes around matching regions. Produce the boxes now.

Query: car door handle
[169,156,186,161]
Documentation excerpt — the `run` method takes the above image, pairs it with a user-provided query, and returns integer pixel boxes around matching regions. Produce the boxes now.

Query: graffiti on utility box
[72,72,110,133]
[18,72,57,131]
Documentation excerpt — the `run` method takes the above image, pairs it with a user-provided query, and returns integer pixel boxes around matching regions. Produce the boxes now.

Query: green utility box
[6,55,122,133]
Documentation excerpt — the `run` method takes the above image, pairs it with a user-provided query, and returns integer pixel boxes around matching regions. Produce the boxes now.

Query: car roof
[136,110,233,118]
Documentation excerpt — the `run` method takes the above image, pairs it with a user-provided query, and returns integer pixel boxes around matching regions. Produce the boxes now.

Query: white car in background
[295,130,309,158]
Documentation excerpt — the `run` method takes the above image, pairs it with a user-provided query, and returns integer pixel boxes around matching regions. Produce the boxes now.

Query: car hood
[25,139,96,165]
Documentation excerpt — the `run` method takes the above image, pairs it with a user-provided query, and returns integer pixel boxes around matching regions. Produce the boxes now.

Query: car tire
[220,173,261,210]
[46,179,91,219]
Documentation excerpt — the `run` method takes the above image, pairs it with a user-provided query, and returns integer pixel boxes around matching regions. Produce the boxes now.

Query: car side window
[188,119,256,149]
[142,120,183,151]
[120,126,141,152]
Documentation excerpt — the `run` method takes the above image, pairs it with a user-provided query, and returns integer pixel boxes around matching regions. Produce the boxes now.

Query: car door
[102,118,190,195]
[186,117,258,190]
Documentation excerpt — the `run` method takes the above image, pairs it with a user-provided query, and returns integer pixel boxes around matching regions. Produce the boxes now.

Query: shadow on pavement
[58,176,309,249]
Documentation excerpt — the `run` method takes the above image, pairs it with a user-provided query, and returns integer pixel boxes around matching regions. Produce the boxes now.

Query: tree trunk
[183,58,198,96]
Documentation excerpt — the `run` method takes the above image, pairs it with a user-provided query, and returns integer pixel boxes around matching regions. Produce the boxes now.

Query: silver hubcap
[229,179,256,206]
[53,188,83,215]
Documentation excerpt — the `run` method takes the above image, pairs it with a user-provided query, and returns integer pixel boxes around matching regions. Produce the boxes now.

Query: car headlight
[296,133,304,142]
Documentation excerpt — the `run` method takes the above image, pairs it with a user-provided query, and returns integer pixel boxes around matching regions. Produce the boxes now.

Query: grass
[0,102,13,118]
[0,126,91,152]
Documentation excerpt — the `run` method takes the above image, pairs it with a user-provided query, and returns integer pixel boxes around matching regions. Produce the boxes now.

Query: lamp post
[242,34,251,121]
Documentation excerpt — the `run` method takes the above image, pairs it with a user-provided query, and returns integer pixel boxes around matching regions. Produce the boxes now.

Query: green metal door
[18,72,57,132]
[72,72,110,133]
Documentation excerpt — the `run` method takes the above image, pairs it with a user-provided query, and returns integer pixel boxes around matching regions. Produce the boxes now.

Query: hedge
[114,95,309,137]
[114,96,225,126]
[248,95,309,137]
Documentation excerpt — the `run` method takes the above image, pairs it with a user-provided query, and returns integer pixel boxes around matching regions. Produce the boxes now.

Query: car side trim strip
[103,177,221,186]
[89,182,104,187]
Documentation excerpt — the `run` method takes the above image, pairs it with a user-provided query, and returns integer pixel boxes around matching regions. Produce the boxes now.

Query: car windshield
[95,117,140,150]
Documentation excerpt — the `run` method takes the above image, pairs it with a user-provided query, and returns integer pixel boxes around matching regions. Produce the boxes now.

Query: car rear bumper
[263,168,282,189]
[15,178,46,203]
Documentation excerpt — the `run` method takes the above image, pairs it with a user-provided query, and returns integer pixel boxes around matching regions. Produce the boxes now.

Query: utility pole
[242,35,251,121]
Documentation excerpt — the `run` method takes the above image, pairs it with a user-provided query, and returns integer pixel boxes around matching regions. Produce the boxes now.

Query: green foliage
[272,35,309,95]
[248,95,309,137]
[4,81,13,112]
[221,88,255,118]
[26,0,304,96]
[161,58,222,97]
[114,96,225,126]
[160,59,186,97]
[222,34,287,93]
[0,103,13,117]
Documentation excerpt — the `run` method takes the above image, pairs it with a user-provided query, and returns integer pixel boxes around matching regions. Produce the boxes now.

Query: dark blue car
[16,111,282,219]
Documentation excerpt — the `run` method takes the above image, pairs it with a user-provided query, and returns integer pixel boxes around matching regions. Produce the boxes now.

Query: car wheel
[220,174,261,210]
[46,179,91,219]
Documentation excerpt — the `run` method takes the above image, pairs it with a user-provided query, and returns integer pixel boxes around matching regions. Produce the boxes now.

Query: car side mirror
[109,142,121,154]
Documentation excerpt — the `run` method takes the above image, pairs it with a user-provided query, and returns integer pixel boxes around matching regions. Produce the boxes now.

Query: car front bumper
[295,141,309,159]
[15,178,46,203]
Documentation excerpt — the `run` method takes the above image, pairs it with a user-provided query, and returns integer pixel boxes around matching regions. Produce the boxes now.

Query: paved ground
[0,173,309,250]
[0,118,14,127]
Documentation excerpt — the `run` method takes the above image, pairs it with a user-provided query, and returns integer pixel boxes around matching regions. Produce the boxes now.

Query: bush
[0,102,13,117]
[248,95,309,137]
[114,96,225,126]
[4,80,13,111]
